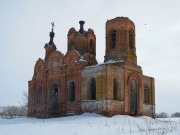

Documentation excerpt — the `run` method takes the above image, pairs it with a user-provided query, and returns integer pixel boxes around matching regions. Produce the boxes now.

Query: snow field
[0,113,180,135]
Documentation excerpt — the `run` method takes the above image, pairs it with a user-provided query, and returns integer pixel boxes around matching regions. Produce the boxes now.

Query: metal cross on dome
[51,22,55,29]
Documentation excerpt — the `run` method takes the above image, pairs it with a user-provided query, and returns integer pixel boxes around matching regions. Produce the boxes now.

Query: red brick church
[28,17,155,118]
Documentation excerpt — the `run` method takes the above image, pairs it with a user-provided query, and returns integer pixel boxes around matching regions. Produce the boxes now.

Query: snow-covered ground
[0,113,180,135]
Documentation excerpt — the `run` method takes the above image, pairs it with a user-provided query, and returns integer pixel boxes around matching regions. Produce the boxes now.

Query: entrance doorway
[130,80,138,116]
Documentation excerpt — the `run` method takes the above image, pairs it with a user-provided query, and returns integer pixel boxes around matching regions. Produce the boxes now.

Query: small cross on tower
[51,22,55,30]
[49,22,55,45]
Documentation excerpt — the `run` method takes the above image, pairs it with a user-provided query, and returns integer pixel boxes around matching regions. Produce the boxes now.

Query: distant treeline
[156,112,180,118]
[0,106,180,119]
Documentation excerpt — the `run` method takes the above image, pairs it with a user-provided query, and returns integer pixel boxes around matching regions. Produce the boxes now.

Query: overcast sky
[0,0,180,114]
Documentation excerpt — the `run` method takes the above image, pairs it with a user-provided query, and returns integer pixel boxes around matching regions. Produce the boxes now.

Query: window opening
[129,30,134,49]
[110,30,116,49]
[35,87,42,105]
[69,81,75,102]
[88,77,96,100]
[144,84,149,103]
[114,78,120,100]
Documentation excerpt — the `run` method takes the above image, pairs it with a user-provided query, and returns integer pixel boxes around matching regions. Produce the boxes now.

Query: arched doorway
[48,83,59,117]
[130,79,138,116]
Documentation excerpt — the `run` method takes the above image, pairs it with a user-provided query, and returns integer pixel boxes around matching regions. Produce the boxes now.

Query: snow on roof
[79,56,87,62]
[79,59,87,62]
[85,60,125,69]
[104,60,125,64]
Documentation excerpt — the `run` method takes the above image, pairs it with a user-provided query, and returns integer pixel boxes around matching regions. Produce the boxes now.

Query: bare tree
[1,106,18,119]
[18,91,28,117]
[21,91,28,107]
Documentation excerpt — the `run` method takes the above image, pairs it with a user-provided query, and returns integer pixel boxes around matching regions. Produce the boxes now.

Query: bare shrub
[156,112,168,118]
[171,112,180,118]
[0,106,27,119]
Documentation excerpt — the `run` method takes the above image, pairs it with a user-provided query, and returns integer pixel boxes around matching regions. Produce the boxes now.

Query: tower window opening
[69,39,74,50]
[129,30,134,49]
[90,39,94,54]
[110,30,116,49]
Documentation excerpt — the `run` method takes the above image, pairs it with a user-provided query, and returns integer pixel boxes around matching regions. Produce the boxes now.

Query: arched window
[69,38,74,50]
[110,30,116,49]
[131,79,137,93]
[129,29,134,49]
[88,77,96,100]
[35,87,42,105]
[69,81,75,102]
[113,78,120,100]
[90,39,94,54]
[144,84,149,103]
[50,83,58,104]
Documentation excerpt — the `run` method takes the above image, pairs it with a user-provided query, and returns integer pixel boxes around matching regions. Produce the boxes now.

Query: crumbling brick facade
[28,17,155,118]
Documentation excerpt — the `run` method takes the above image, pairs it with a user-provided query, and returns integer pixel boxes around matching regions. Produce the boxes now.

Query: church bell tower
[67,21,97,65]
[104,17,137,65]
